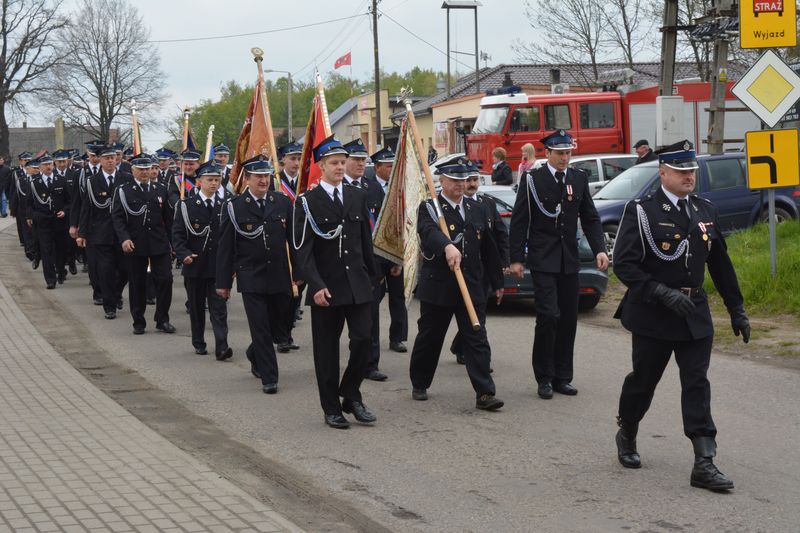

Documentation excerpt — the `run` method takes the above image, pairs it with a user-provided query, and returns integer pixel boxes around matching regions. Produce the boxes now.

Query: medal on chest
[566,183,573,202]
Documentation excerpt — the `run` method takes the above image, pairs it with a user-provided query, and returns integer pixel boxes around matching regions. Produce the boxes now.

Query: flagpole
[401,87,480,330]
[203,125,215,161]
[316,70,332,136]
[252,47,297,298]
[130,99,141,154]
[181,107,190,200]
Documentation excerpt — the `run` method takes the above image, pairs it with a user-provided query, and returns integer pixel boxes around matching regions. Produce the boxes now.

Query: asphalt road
[3,222,799,532]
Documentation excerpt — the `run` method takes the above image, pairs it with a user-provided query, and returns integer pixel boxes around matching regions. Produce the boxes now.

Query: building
[8,122,121,158]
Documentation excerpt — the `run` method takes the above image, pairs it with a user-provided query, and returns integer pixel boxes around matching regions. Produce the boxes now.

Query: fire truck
[466,82,761,174]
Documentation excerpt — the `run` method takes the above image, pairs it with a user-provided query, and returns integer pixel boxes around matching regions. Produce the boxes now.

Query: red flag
[297,94,328,193]
[333,51,351,70]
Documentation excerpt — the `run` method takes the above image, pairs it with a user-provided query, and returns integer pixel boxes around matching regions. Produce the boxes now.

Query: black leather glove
[651,283,696,317]
[729,305,750,343]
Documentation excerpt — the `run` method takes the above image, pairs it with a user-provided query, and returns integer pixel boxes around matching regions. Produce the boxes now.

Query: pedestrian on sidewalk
[612,140,750,491]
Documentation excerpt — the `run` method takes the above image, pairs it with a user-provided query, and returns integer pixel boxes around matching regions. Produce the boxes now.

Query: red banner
[334,51,351,70]
[297,94,328,194]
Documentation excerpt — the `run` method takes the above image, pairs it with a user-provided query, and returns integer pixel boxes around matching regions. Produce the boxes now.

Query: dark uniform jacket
[416,195,503,307]
[9,168,28,217]
[294,183,377,306]
[26,174,70,221]
[155,169,175,188]
[172,190,231,278]
[216,189,294,294]
[635,149,658,165]
[509,165,605,274]
[79,171,129,245]
[111,180,172,256]
[613,187,744,341]
[167,173,197,208]
[473,193,510,268]
[492,161,513,185]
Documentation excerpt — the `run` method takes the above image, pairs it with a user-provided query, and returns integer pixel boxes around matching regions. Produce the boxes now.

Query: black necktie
[206,198,214,215]
[677,199,691,226]
[454,204,462,220]
[257,198,265,212]
[333,188,343,213]
[351,179,360,188]
[555,171,565,184]
[108,175,114,188]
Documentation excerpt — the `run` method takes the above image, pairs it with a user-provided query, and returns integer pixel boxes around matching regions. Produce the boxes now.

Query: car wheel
[760,206,793,224]
[603,223,618,262]
[578,294,601,311]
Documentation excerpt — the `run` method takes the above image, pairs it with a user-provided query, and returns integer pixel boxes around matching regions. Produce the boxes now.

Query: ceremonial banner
[297,71,332,194]
[372,111,429,303]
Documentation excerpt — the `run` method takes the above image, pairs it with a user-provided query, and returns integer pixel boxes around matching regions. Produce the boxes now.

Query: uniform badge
[269,196,274,202]
[662,242,671,251]
[674,234,681,240]
[245,196,251,203]
[662,203,671,212]
[658,222,675,227]
[246,224,252,230]
[476,229,481,240]
[100,191,107,197]
[449,224,455,231]
[566,184,573,201]
[157,197,162,206]
[699,222,709,241]
[193,223,200,229]
[196,200,201,205]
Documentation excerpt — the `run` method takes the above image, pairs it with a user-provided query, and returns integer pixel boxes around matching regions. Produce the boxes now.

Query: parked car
[591,152,800,259]
[478,185,608,311]
[533,153,638,195]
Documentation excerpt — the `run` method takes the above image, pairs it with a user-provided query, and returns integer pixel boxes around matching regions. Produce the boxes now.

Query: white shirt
[344,174,362,187]
[319,180,343,202]
[249,190,267,203]
[440,193,464,219]
[41,174,54,186]
[661,185,689,210]
[135,180,149,190]
[102,171,115,186]
[547,163,566,183]
[375,176,388,191]
[198,190,215,204]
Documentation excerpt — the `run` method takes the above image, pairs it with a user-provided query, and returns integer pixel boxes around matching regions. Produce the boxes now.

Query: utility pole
[372,0,382,149]
[706,0,735,154]
[659,0,679,98]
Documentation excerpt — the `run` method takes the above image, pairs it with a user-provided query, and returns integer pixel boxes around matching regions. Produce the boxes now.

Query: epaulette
[691,193,712,204]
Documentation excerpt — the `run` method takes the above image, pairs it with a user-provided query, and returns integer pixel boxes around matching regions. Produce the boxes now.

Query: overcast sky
[32,0,532,148]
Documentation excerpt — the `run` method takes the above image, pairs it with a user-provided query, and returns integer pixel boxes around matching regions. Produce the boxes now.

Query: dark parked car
[479,185,608,311]
[592,152,800,259]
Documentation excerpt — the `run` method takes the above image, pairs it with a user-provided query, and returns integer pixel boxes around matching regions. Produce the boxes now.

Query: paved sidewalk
[0,261,302,532]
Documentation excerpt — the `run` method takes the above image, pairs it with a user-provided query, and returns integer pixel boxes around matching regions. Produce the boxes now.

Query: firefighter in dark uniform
[363,146,408,382]
[167,149,200,208]
[508,130,609,399]
[155,148,177,187]
[53,149,79,276]
[77,144,130,319]
[10,152,38,266]
[450,160,509,365]
[293,135,378,429]
[212,143,232,188]
[71,142,103,300]
[112,153,174,335]
[216,156,296,394]
[409,159,505,411]
[613,140,749,491]
[25,154,70,289]
[173,161,232,359]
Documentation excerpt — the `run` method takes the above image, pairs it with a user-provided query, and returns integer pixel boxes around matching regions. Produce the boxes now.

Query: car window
[571,159,600,182]
[706,158,745,190]
[509,106,540,132]
[579,102,615,128]
[593,165,658,200]
[544,104,571,130]
[601,157,636,180]
[472,106,508,134]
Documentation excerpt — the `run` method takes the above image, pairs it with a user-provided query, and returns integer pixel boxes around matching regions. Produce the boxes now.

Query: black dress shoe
[116,299,123,310]
[104,311,116,320]
[93,297,103,306]
[455,352,465,365]
[276,342,292,353]
[288,342,300,350]
[325,414,350,429]
[537,382,553,399]
[342,400,376,423]
[691,458,734,491]
[412,388,428,401]
[69,264,78,275]
[554,382,578,396]
[57,277,65,285]
[216,347,233,361]
[46,282,56,290]
[366,370,388,382]
[616,418,641,469]
[195,347,208,355]
[476,393,504,411]
[262,383,278,394]
[32,258,40,270]
[156,322,176,334]
[389,341,407,353]
[250,365,261,379]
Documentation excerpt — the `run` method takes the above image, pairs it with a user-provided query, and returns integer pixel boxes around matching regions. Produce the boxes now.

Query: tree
[0,0,67,157]
[600,0,656,68]
[41,0,167,142]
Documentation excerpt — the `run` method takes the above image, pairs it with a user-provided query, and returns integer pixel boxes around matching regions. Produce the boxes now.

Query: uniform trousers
[94,244,127,312]
[266,292,294,345]
[366,271,408,373]
[409,300,495,397]
[242,292,279,386]
[531,271,579,385]
[19,215,39,261]
[85,243,101,300]
[127,253,172,328]
[185,277,228,353]
[33,215,68,285]
[310,302,371,415]
[618,333,716,439]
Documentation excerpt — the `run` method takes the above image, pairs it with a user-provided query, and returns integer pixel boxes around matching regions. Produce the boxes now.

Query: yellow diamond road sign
[745,129,800,189]
[732,50,800,128]
[740,0,797,48]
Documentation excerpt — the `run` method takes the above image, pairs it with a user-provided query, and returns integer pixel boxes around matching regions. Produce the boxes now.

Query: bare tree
[42,0,167,141]
[0,0,67,157]
[601,0,657,68]
[513,0,606,87]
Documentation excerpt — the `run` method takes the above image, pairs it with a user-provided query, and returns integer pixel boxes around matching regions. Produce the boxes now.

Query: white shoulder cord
[117,187,147,224]
[226,201,264,239]
[179,201,211,251]
[15,175,28,197]
[86,178,112,210]
[29,180,52,208]
[527,172,561,218]
[636,204,690,266]
[293,195,344,257]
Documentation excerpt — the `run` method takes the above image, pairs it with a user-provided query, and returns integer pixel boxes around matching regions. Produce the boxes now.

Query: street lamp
[264,69,293,141]
[441,1,482,97]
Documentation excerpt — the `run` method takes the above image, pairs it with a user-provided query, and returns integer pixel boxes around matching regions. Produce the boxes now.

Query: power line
[147,13,367,43]
[293,15,372,81]
[378,9,474,71]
